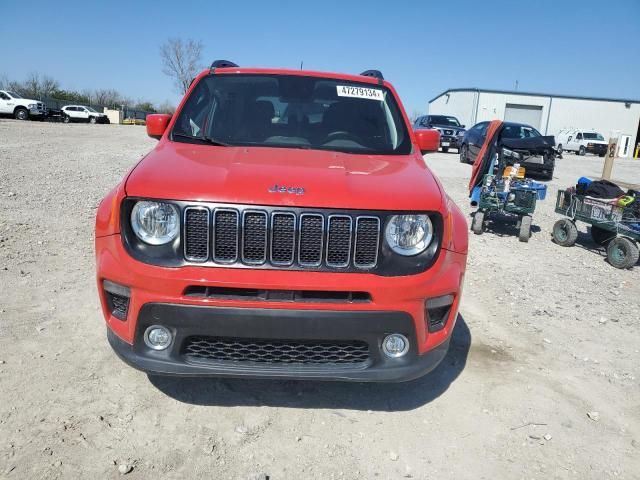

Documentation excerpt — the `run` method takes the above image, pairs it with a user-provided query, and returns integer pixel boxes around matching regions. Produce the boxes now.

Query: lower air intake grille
[183,336,370,365]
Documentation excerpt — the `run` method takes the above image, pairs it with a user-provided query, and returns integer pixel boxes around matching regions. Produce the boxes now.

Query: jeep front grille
[183,206,381,271]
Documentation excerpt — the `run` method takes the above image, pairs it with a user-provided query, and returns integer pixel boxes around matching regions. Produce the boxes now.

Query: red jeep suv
[95,61,468,382]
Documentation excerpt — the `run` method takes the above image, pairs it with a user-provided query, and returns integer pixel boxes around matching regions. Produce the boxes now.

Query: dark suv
[414,115,466,153]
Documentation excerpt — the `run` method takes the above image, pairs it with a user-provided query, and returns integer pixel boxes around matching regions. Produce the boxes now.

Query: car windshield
[501,125,541,139]
[583,132,604,141]
[428,115,460,127]
[86,106,98,113]
[172,74,411,155]
[7,91,22,99]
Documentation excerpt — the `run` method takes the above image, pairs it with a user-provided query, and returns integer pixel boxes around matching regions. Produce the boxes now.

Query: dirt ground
[0,120,639,480]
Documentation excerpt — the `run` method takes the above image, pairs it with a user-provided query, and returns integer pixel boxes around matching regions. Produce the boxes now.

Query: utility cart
[472,174,546,242]
[552,189,640,269]
[468,120,554,243]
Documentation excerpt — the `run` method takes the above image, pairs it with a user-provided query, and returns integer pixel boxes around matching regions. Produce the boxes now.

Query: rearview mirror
[146,114,172,140]
[415,129,440,154]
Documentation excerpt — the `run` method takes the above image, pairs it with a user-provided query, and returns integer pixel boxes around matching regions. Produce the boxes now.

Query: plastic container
[513,181,547,200]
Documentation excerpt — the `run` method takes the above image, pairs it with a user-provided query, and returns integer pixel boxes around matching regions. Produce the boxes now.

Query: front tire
[519,215,532,242]
[441,147,449,153]
[14,107,28,120]
[557,144,563,155]
[472,211,485,235]
[606,237,639,269]
[460,144,468,163]
[579,146,586,156]
[552,219,578,246]
[89,116,97,124]
[63,114,70,124]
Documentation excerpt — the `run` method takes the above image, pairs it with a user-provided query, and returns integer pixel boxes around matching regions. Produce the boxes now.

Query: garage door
[504,104,543,129]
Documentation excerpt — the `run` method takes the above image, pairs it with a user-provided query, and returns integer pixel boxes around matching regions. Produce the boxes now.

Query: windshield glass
[583,132,604,141]
[501,125,541,139]
[7,91,22,99]
[172,74,411,155]
[86,106,98,113]
[428,115,460,127]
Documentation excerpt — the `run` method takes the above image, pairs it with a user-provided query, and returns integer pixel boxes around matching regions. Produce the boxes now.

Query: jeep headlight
[385,214,433,256]
[131,201,180,245]
[28,103,36,109]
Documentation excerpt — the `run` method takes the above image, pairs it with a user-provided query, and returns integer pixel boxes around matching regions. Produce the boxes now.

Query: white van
[555,129,607,157]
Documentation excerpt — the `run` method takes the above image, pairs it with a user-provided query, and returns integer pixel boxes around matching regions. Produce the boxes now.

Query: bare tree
[41,75,60,98]
[0,73,8,90]
[157,100,176,115]
[22,72,42,98]
[160,38,204,94]
[93,88,122,107]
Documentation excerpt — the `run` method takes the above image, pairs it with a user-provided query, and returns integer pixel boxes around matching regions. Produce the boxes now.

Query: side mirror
[460,125,465,128]
[415,129,440,154]
[146,114,172,140]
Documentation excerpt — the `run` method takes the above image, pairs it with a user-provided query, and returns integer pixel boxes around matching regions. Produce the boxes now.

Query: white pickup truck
[0,90,46,120]
[555,128,607,157]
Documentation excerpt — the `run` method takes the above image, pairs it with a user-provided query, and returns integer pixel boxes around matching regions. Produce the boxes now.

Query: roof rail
[360,70,384,82]
[210,60,239,71]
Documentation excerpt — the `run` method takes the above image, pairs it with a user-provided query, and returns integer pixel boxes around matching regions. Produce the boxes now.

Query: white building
[428,88,640,157]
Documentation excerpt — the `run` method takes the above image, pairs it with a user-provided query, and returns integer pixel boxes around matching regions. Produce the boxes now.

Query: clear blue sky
[2,0,639,113]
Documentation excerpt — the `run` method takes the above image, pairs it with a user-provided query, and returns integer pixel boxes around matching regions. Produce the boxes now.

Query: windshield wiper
[172,132,229,146]
[202,135,230,147]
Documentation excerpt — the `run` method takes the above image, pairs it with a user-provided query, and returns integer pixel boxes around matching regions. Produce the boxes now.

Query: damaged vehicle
[462,121,556,179]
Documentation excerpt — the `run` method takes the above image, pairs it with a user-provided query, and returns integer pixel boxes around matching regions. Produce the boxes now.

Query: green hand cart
[552,189,640,269]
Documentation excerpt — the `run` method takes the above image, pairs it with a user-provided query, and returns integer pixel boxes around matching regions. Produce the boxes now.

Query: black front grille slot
[213,209,239,262]
[242,211,267,264]
[270,213,296,265]
[184,286,371,303]
[183,336,370,365]
[326,215,352,267]
[298,214,324,266]
[184,207,209,261]
[354,217,380,268]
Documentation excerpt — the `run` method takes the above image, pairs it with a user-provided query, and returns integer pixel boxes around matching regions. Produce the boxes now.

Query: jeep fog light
[382,334,409,358]
[143,325,173,351]
[426,294,454,333]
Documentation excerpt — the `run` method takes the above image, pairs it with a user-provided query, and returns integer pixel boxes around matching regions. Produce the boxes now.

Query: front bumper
[97,235,465,382]
[107,303,451,382]
[586,144,607,155]
[440,136,461,148]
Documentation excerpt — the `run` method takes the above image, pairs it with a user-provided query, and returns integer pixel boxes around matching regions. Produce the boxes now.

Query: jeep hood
[125,143,443,211]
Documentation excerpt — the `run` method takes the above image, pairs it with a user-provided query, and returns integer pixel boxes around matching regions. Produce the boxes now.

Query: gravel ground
[0,120,639,479]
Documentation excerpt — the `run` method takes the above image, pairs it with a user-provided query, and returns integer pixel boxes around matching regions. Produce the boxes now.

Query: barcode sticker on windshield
[336,85,384,101]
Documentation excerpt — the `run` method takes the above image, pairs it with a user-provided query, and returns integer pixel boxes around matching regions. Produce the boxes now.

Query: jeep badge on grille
[268,184,305,195]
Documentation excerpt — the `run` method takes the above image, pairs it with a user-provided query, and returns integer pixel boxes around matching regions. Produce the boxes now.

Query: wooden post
[602,137,618,180]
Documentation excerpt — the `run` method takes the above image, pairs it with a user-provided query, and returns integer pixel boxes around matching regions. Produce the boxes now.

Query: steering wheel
[324,131,364,144]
